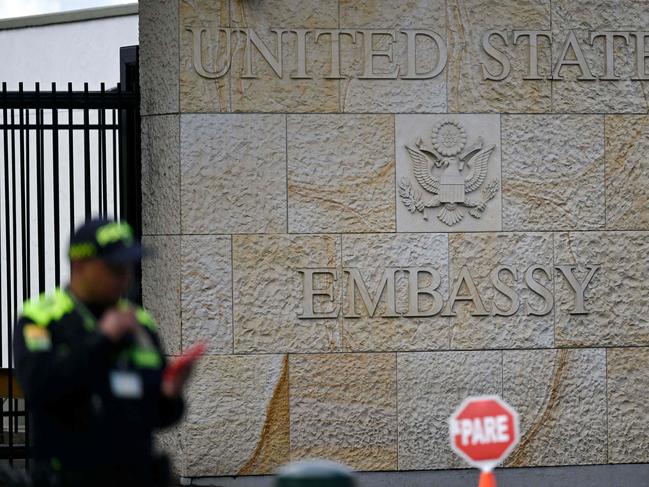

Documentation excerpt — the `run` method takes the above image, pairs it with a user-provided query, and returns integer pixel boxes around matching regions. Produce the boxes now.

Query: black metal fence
[0,46,141,464]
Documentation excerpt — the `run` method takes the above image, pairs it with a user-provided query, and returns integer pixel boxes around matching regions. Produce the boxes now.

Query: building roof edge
[0,4,138,31]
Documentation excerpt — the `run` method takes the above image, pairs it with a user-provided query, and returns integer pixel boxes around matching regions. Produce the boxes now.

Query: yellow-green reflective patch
[135,308,156,331]
[96,222,133,246]
[22,289,74,326]
[68,242,96,260]
[24,324,52,352]
[131,348,161,369]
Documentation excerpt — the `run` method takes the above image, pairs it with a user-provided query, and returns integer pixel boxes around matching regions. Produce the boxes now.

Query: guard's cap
[68,218,142,265]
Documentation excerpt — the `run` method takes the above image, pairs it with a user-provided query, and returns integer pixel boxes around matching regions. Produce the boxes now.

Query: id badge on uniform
[110,370,143,399]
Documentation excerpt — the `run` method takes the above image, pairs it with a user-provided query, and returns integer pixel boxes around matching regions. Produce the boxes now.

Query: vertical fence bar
[35,83,45,296]
[19,84,28,301]
[119,47,142,303]
[100,83,108,218]
[9,104,17,462]
[83,83,91,220]
[2,82,12,464]
[112,108,118,219]
[24,104,31,301]
[18,85,29,466]
[52,84,61,287]
[1,83,8,370]
[68,83,75,231]
[1,83,7,371]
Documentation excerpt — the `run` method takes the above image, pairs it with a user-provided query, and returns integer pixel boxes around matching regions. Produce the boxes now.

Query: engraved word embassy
[298,265,599,319]
[188,28,649,81]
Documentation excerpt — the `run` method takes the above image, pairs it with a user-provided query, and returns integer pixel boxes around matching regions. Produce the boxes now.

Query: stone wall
[139,0,649,479]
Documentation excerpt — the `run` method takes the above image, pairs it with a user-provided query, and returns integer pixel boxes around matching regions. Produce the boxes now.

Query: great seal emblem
[399,120,500,226]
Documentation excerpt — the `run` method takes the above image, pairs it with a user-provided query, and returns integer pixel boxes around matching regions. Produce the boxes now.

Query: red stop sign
[449,396,519,470]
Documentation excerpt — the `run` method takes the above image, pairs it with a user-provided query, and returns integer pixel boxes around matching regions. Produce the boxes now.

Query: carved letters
[298,265,599,319]
[186,27,649,81]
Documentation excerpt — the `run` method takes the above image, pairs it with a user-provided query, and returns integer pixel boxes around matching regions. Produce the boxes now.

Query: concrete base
[181,464,649,487]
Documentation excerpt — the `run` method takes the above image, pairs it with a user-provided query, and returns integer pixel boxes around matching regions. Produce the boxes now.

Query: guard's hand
[98,307,137,343]
[161,367,191,399]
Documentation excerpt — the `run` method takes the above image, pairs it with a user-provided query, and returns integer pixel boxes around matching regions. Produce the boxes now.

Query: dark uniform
[14,288,183,487]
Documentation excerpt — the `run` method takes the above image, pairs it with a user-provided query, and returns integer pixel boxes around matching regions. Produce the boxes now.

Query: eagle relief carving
[399,120,499,226]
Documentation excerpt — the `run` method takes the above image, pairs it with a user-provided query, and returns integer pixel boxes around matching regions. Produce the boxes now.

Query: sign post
[449,396,519,487]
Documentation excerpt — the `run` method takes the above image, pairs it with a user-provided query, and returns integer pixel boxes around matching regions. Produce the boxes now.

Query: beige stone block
[338,4,446,113]
[554,232,649,347]
[550,0,649,112]
[502,115,605,231]
[608,347,649,463]
[448,233,554,349]
[181,235,232,354]
[341,233,449,351]
[142,115,180,236]
[549,29,649,113]
[446,0,552,113]
[289,353,397,471]
[229,0,339,112]
[396,114,502,232]
[397,351,502,470]
[288,115,395,233]
[140,0,179,115]
[182,354,289,476]
[606,116,649,229]
[503,349,606,467]
[181,114,287,234]
[552,0,649,29]
[179,1,231,112]
[142,236,181,355]
[339,0,446,28]
[233,234,342,353]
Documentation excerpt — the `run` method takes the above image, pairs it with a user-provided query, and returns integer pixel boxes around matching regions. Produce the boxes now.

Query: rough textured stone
[396,114,502,232]
[608,347,649,463]
[554,232,649,347]
[502,115,605,230]
[140,0,179,115]
[142,236,181,355]
[606,116,649,229]
[397,351,502,470]
[341,233,449,351]
[448,232,554,349]
[142,115,180,235]
[229,0,339,112]
[182,354,289,477]
[288,115,395,233]
[233,235,342,353]
[181,235,232,354]
[290,353,397,471]
[338,3,446,113]
[181,114,287,234]
[179,0,230,112]
[446,0,552,113]
[551,1,649,113]
[503,349,607,467]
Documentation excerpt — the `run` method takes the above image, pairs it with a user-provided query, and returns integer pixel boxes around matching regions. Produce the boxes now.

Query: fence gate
[0,46,141,465]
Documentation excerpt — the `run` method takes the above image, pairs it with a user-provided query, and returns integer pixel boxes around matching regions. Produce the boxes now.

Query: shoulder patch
[24,324,52,352]
[22,289,74,327]
[135,307,157,331]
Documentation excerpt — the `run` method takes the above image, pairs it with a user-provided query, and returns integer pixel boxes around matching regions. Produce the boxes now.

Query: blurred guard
[14,219,187,487]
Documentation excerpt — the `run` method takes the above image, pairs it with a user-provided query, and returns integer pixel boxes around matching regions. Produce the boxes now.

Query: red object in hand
[163,341,206,383]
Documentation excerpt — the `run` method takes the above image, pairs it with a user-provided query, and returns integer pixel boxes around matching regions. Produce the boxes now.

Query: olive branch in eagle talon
[399,120,500,226]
